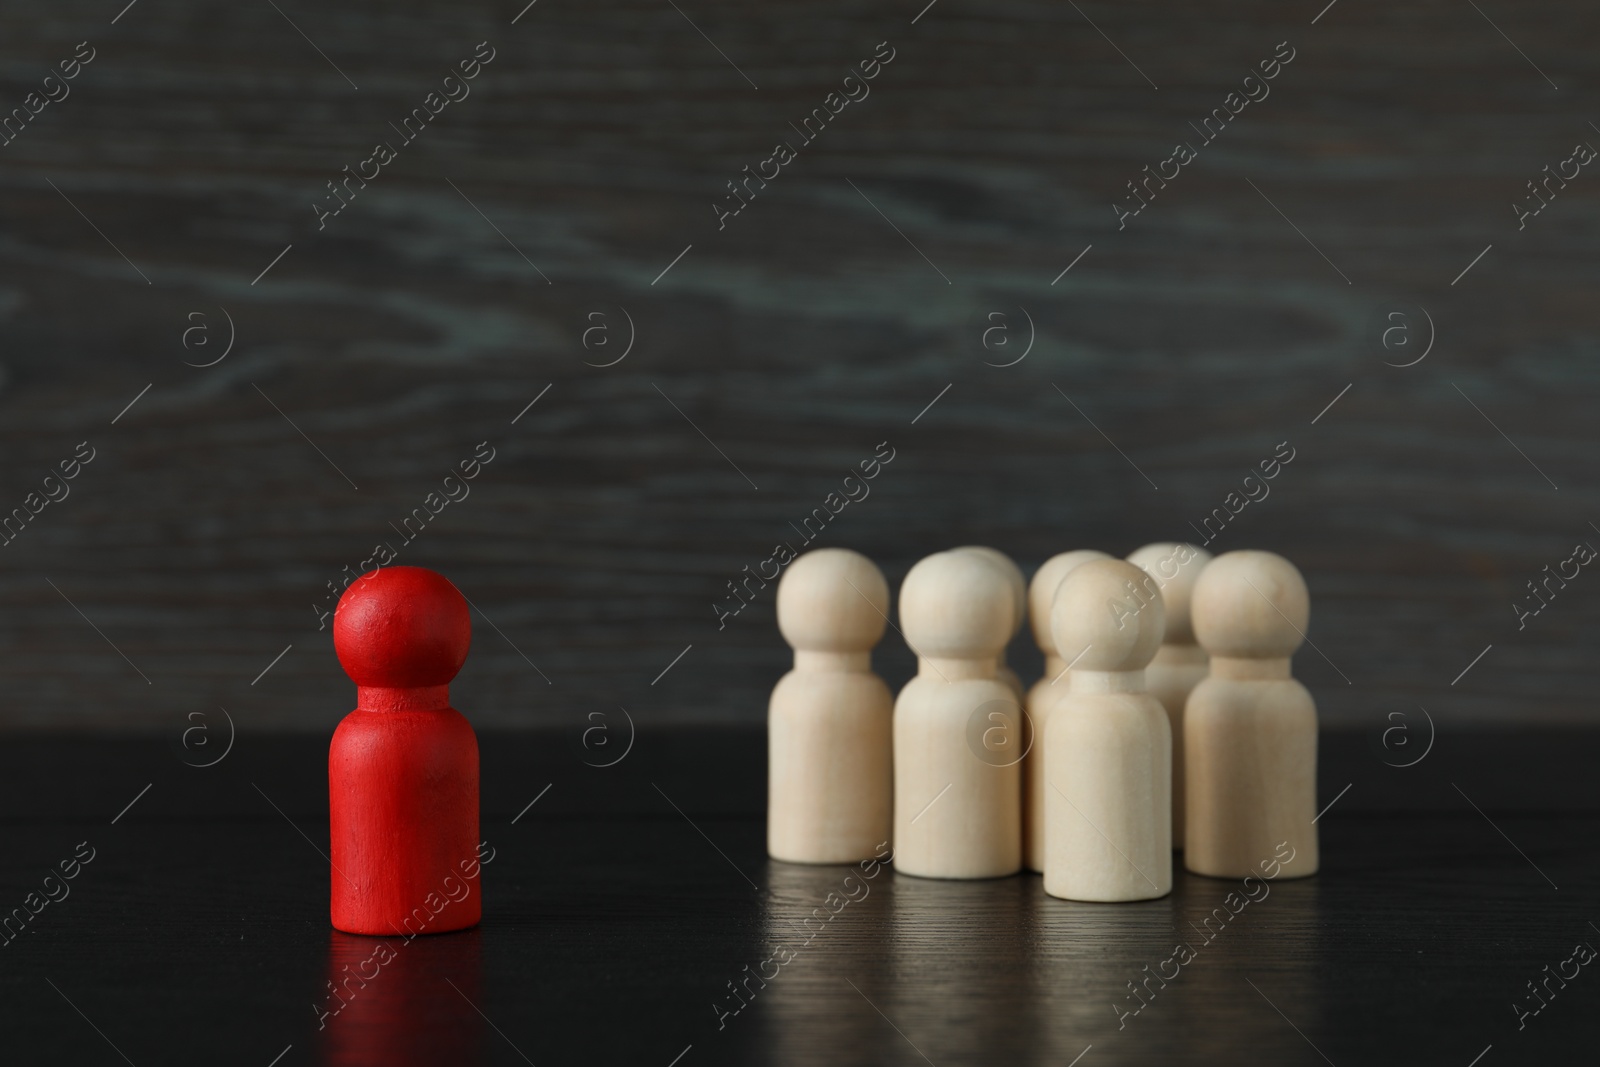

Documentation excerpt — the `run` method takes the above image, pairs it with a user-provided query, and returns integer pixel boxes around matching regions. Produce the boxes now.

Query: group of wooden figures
[766,543,1320,901]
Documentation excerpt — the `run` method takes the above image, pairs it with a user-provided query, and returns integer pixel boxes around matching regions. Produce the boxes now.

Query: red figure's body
[329,567,480,936]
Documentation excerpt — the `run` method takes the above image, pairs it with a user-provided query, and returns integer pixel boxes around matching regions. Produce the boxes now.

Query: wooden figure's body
[1184,550,1319,879]
[893,551,1021,879]
[1185,663,1318,877]
[329,703,479,934]
[1142,645,1206,849]
[1022,549,1110,872]
[1127,542,1213,850]
[893,667,1021,878]
[1045,676,1171,902]
[996,667,1023,704]
[330,566,481,935]
[768,549,894,864]
[1043,558,1172,902]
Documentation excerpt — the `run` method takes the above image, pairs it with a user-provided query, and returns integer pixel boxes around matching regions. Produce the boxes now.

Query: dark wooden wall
[0,0,1595,732]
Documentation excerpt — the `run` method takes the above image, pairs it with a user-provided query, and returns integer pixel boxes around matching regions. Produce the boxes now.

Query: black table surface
[1,727,1596,1065]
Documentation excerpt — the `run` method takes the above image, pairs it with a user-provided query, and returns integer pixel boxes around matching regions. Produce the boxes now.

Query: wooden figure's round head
[900,550,1014,660]
[1051,558,1165,672]
[1191,550,1308,660]
[334,566,472,687]
[953,546,1026,638]
[1126,542,1213,645]
[1027,549,1112,653]
[776,548,888,652]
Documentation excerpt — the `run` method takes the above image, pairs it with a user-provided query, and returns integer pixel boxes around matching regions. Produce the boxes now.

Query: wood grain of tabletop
[0,731,1596,1064]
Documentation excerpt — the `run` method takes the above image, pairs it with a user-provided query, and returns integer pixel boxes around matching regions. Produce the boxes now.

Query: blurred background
[0,0,1594,734]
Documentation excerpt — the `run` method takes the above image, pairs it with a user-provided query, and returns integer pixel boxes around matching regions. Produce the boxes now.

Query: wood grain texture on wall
[0,0,1594,731]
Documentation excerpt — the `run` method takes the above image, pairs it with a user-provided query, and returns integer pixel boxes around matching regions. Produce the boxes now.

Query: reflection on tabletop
[317,928,486,1067]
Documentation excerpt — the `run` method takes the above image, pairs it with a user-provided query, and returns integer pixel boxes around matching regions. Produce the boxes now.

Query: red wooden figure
[329,566,481,935]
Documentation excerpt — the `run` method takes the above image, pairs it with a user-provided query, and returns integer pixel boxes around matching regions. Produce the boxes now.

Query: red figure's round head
[333,567,471,688]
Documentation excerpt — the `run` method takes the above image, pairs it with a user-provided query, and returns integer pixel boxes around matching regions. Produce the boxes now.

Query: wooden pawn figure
[1185,550,1319,879]
[1126,542,1213,851]
[894,550,1021,879]
[768,548,894,864]
[330,566,480,935]
[1021,549,1110,872]
[953,545,1027,703]
[1044,558,1172,901]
